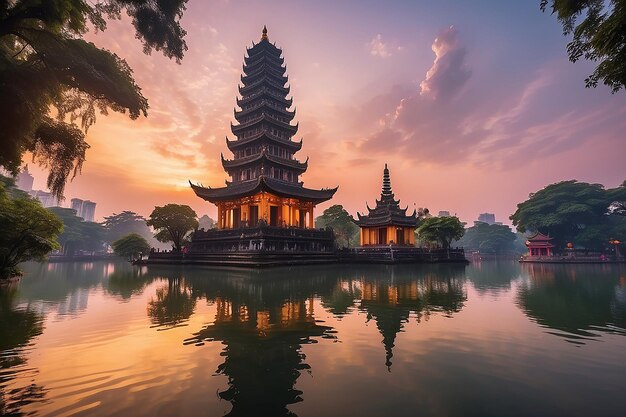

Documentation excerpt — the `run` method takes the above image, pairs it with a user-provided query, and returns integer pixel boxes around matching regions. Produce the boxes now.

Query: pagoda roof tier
[231,113,298,135]
[356,211,418,228]
[234,102,295,122]
[237,89,292,108]
[221,151,308,173]
[246,37,283,58]
[241,70,287,87]
[242,62,286,79]
[226,131,302,152]
[239,79,289,97]
[355,164,418,228]
[244,53,284,69]
[190,176,337,204]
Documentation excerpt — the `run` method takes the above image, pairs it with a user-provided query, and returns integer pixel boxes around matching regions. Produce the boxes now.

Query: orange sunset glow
[23,1,626,224]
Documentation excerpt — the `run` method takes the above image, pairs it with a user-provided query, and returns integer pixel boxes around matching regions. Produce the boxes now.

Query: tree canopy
[48,207,106,255]
[415,216,465,249]
[0,0,188,199]
[102,210,151,242]
[112,232,150,261]
[510,180,626,250]
[456,222,519,254]
[147,204,198,252]
[315,204,359,248]
[0,181,63,279]
[541,0,626,92]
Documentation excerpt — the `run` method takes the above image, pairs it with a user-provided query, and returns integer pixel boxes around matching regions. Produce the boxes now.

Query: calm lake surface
[1,261,625,417]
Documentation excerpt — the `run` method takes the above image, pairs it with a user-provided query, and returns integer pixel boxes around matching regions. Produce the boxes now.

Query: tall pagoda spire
[382,163,392,196]
[190,28,337,207]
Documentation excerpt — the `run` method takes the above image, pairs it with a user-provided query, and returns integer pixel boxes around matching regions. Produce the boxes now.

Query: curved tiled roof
[355,164,418,228]
[190,176,337,204]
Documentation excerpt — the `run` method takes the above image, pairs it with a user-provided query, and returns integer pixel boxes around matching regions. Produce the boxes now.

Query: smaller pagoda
[525,232,555,257]
[355,164,418,246]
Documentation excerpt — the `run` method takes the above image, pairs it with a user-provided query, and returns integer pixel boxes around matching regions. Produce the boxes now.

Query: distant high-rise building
[81,200,96,222]
[70,198,84,215]
[438,211,450,217]
[474,213,502,226]
[70,198,96,221]
[478,213,496,224]
[15,165,34,192]
[29,190,59,208]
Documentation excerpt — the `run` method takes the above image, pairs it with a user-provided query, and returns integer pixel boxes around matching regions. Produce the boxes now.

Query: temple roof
[231,113,298,136]
[527,232,553,242]
[221,150,308,173]
[526,232,555,248]
[190,176,337,203]
[226,131,302,152]
[355,164,418,228]
[234,102,295,122]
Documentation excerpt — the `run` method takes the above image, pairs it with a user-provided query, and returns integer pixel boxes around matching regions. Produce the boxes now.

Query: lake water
[1,261,625,417]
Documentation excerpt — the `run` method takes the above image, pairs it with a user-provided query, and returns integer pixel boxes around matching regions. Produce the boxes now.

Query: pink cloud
[420,26,471,100]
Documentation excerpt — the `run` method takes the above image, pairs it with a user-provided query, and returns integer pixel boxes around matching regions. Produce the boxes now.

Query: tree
[198,214,216,230]
[0,0,188,199]
[102,210,152,242]
[112,233,151,261]
[541,0,626,92]
[457,222,519,254]
[147,204,198,251]
[48,207,106,255]
[608,180,626,215]
[510,180,626,251]
[315,205,359,248]
[147,278,196,328]
[0,182,63,280]
[416,216,465,249]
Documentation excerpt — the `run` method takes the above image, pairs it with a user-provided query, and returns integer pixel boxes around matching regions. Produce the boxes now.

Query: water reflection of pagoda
[186,27,337,266]
[184,270,337,417]
[355,266,467,369]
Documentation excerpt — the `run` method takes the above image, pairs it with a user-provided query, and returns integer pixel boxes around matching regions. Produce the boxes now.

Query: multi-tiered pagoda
[186,27,337,265]
[356,164,418,246]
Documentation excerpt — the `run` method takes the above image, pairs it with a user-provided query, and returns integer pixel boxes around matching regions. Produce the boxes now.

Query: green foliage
[457,222,519,254]
[147,279,196,328]
[147,204,198,251]
[315,204,359,248]
[48,207,106,255]
[102,210,152,243]
[416,216,466,249]
[112,233,151,261]
[0,0,188,199]
[0,182,63,280]
[510,180,626,250]
[541,0,626,92]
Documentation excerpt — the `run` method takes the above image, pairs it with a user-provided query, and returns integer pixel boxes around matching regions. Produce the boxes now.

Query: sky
[25,0,626,226]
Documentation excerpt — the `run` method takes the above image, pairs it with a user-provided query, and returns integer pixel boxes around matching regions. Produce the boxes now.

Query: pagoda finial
[261,25,268,41]
[382,164,392,196]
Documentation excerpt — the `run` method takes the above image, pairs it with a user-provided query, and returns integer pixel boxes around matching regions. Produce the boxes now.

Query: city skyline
[22,0,626,225]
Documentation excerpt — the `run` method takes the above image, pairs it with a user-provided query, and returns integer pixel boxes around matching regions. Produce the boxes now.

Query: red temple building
[355,165,418,246]
[525,232,555,257]
[186,27,338,265]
